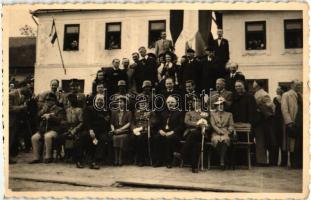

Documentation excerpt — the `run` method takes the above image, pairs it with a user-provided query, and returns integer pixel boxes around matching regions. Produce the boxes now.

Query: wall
[223,11,303,97]
[35,10,170,94]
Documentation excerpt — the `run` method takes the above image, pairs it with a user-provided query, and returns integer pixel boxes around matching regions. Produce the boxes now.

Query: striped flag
[49,19,57,44]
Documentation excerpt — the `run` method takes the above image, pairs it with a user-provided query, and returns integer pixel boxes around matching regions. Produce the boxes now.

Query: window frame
[284,19,303,49]
[105,22,122,50]
[63,24,80,51]
[245,21,266,51]
[148,20,166,49]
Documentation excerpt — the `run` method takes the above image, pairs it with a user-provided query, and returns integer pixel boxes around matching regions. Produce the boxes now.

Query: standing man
[155,31,175,57]
[214,29,230,78]
[200,46,218,92]
[9,86,32,163]
[281,80,303,168]
[134,47,158,93]
[225,63,246,92]
[106,58,128,95]
[122,58,136,92]
[210,78,233,111]
[181,49,201,91]
[253,80,278,166]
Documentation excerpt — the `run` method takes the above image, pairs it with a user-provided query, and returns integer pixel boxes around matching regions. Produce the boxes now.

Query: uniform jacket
[64,107,84,134]
[155,39,174,56]
[281,89,299,125]
[131,110,157,133]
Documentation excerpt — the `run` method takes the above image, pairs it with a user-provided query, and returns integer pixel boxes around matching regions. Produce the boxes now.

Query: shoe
[152,161,162,167]
[90,162,100,170]
[76,162,84,169]
[138,162,145,167]
[44,158,53,164]
[29,159,41,164]
[220,164,226,170]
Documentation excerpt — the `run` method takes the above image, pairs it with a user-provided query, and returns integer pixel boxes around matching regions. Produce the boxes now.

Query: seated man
[82,94,111,169]
[152,96,184,168]
[210,98,234,170]
[131,98,156,166]
[182,99,209,173]
[29,93,65,164]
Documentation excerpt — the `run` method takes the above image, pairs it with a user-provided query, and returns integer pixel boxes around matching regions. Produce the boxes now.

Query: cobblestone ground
[8,152,302,192]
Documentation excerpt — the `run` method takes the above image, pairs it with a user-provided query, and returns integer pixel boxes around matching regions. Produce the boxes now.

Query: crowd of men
[9,29,303,173]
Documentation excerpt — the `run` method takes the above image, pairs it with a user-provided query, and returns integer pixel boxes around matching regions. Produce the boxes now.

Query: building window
[148,20,166,49]
[61,79,85,93]
[246,79,268,94]
[63,24,80,51]
[278,82,292,92]
[284,19,303,49]
[245,21,266,50]
[105,22,121,50]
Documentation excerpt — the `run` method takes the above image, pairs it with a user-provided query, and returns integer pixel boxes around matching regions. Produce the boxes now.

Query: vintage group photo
[3,3,308,198]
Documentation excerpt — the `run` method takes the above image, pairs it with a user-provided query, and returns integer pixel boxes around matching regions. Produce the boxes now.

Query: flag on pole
[49,19,57,44]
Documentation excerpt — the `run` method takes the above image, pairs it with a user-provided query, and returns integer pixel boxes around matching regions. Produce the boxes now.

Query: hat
[186,48,195,53]
[142,80,152,88]
[117,80,127,86]
[214,97,225,105]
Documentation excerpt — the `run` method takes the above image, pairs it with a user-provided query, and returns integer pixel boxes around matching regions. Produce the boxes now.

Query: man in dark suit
[152,95,184,168]
[225,62,246,92]
[158,77,184,111]
[214,29,230,78]
[105,58,128,95]
[200,46,218,92]
[155,31,175,57]
[181,49,201,92]
[134,47,158,93]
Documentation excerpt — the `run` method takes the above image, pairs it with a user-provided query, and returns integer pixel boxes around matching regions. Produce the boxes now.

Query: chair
[231,122,253,169]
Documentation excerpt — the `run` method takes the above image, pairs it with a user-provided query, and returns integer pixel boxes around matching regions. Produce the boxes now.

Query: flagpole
[52,17,66,75]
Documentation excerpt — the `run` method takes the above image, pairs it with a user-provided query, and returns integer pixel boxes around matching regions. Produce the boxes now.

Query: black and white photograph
[3,3,309,198]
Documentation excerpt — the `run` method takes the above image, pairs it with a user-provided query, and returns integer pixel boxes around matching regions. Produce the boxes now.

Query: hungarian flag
[49,19,57,44]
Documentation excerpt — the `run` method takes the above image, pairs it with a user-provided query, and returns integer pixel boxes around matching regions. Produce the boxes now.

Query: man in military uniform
[131,98,156,166]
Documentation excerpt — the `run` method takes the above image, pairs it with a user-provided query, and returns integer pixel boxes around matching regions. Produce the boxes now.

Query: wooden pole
[53,17,66,75]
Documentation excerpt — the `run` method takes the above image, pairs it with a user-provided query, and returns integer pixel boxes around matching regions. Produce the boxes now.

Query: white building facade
[32,9,303,96]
